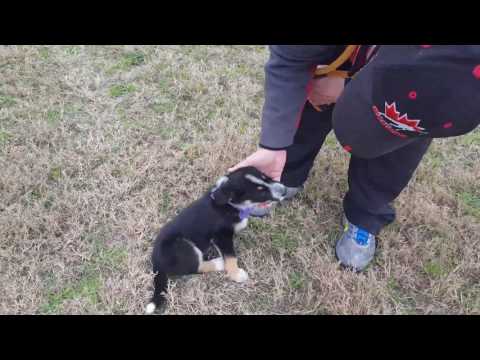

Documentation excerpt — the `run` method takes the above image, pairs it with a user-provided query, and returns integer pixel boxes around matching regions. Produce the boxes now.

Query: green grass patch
[64,46,81,56]
[151,99,175,114]
[40,275,102,314]
[48,166,62,182]
[423,147,446,170]
[157,77,176,96]
[109,84,136,98]
[46,109,61,125]
[458,191,480,218]
[271,231,298,254]
[423,260,447,279]
[93,245,128,272]
[39,233,129,313]
[0,130,12,146]
[29,188,43,201]
[85,235,129,273]
[0,94,16,109]
[288,271,305,290]
[158,193,172,214]
[248,219,274,233]
[121,52,145,67]
[460,130,480,146]
[107,51,146,74]
[38,47,50,60]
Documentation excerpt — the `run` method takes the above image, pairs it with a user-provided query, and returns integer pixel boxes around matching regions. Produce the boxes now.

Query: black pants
[281,102,432,235]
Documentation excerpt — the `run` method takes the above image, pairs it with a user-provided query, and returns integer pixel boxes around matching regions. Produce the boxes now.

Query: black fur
[146,167,286,313]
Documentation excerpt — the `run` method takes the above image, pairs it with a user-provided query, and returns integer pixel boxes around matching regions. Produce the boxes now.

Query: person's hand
[228,148,287,181]
[308,73,345,111]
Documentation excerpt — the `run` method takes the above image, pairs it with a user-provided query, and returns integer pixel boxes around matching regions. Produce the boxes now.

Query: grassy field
[1,45,479,315]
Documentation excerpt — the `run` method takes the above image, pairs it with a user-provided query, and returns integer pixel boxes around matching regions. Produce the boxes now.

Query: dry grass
[1,45,479,315]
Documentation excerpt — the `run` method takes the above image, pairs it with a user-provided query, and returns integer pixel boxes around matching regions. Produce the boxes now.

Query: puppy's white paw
[145,303,156,315]
[229,268,249,283]
[211,257,225,271]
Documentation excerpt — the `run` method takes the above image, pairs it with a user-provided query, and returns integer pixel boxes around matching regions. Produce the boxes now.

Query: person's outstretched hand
[228,148,287,181]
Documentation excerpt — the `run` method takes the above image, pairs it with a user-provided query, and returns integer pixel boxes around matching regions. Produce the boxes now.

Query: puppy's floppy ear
[211,176,233,206]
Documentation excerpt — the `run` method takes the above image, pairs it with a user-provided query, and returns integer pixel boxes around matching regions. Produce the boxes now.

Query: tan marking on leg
[224,256,239,275]
[198,258,224,273]
[198,261,216,273]
[224,256,249,283]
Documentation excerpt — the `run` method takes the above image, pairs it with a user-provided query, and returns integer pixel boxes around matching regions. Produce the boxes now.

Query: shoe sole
[334,252,364,273]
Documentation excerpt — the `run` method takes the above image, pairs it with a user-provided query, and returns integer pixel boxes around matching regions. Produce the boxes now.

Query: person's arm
[260,45,344,150]
[229,45,346,180]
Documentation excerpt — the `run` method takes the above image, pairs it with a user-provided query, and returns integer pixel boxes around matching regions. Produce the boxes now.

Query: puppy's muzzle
[270,182,287,201]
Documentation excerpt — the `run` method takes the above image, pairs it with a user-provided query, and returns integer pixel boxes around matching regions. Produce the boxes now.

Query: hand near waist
[308,70,346,111]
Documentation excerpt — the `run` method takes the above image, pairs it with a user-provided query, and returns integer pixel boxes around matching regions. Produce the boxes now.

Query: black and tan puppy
[145,166,287,314]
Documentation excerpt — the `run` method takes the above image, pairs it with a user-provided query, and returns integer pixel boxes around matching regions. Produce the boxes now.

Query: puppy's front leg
[214,229,249,283]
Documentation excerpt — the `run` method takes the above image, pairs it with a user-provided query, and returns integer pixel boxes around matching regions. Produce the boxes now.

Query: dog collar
[210,192,254,220]
[227,201,258,220]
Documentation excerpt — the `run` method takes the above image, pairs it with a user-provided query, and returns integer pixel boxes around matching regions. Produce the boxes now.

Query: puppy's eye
[257,186,266,191]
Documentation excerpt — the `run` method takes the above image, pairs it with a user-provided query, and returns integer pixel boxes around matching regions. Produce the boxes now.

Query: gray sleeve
[260,45,344,149]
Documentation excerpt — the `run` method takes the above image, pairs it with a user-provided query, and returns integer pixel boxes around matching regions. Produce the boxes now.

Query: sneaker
[249,186,302,217]
[335,219,376,272]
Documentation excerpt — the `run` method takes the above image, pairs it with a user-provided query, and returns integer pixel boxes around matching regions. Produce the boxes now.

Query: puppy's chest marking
[234,218,248,233]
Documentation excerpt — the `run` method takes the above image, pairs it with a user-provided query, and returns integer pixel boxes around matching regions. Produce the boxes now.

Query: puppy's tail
[145,271,168,314]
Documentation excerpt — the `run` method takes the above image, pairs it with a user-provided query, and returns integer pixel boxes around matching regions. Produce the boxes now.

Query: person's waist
[345,45,380,75]
[314,45,380,78]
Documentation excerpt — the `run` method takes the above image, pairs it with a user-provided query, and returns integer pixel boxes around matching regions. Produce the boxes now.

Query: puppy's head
[210,167,287,207]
